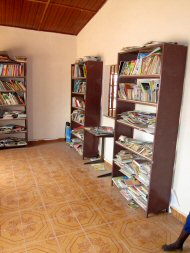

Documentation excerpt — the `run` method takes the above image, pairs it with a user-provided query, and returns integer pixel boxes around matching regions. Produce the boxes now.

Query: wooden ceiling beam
[27,0,96,13]
[37,0,50,30]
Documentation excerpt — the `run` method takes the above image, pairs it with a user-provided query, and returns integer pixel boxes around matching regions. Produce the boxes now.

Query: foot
[162,242,183,251]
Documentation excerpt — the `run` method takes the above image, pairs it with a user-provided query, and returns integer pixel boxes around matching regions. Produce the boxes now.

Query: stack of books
[0,111,26,119]
[87,126,114,135]
[73,80,86,93]
[118,79,160,103]
[71,110,85,125]
[119,47,161,76]
[70,138,83,156]
[119,110,156,134]
[117,135,153,159]
[72,97,85,109]
[0,137,27,148]
[0,93,25,105]
[0,124,25,134]
[72,127,84,140]
[0,80,26,92]
[0,64,24,77]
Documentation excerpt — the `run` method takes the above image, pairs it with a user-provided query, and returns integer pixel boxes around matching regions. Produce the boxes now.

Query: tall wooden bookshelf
[71,61,103,159]
[112,43,187,216]
[0,55,27,149]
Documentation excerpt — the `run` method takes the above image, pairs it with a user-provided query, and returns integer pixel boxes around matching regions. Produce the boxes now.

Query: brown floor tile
[49,212,82,237]
[45,202,72,221]
[25,238,60,253]
[20,206,49,226]
[22,219,55,243]
[86,224,129,253]
[58,231,96,253]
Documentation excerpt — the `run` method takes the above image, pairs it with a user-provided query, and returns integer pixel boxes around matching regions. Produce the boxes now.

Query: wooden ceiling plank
[38,0,50,30]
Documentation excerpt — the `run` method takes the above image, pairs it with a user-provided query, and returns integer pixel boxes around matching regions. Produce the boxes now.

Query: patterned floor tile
[26,238,60,253]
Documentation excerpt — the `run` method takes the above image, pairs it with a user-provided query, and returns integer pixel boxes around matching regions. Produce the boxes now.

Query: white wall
[77,0,190,216]
[0,26,76,140]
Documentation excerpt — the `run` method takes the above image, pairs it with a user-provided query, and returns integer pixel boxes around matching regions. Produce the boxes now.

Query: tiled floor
[0,142,189,253]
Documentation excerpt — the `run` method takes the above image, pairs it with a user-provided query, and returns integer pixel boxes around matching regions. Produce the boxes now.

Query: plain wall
[77,0,190,216]
[0,26,76,140]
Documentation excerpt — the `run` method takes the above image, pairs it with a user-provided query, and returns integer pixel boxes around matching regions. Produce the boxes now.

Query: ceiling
[0,0,107,35]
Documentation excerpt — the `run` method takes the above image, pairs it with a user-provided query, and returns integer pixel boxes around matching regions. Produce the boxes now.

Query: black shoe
[162,243,183,251]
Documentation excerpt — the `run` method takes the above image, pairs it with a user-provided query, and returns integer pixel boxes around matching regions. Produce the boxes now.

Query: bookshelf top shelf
[119,74,160,79]
[72,92,85,96]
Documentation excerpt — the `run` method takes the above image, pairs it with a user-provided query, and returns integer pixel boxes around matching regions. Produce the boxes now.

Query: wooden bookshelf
[71,61,103,158]
[112,43,187,216]
[0,56,28,149]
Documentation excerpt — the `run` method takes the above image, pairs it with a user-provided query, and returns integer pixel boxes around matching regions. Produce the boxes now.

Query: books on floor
[118,79,160,103]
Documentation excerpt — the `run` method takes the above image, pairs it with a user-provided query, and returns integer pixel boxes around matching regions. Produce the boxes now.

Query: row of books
[72,64,87,78]
[72,127,84,140]
[119,47,161,76]
[0,80,26,92]
[71,110,85,125]
[119,110,156,134]
[0,111,26,119]
[114,149,151,186]
[0,125,25,134]
[70,138,83,156]
[0,93,25,105]
[0,137,27,148]
[117,135,153,159]
[72,97,85,109]
[0,64,24,77]
[73,80,86,93]
[118,79,160,103]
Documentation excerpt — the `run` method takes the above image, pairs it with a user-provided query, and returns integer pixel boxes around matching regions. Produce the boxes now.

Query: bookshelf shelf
[0,56,28,149]
[113,43,187,216]
[71,61,103,158]
[71,132,84,141]
[117,98,157,107]
[119,74,160,80]
[115,140,152,162]
[0,131,27,135]
[117,119,154,135]
[72,92,85,96]
[0,118,27,121]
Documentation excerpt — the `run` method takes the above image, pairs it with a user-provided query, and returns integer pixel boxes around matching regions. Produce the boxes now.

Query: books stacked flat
[70,138,83,156]
[117,135,153,159]
[0,64,24,77]
[0,137,27,148]
[0,111,26,119]
[119,47,161,76]
[0,80,26,92]
[73,80,86,93]
[71,110,85,125]
[0,125,25,134]
[118,79,160,103]
[88,126,114,135]
[72,127,84,140]
[72,97,85,109]
[120,111,156,134]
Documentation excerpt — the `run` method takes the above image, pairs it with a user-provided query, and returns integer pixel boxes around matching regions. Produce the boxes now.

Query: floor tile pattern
[0,142,189,252]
